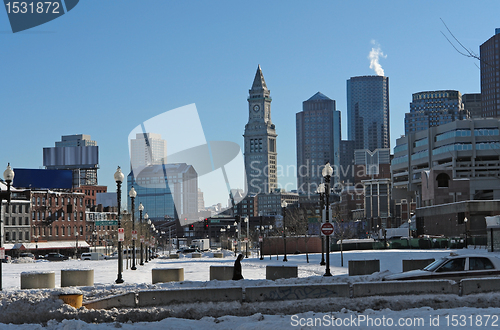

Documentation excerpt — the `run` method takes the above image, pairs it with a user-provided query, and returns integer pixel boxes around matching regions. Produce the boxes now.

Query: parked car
[19,253,34,259]
[384,253,500,281]
[81,252,107,260]
[44,253,69,261]
[176,246,200,254]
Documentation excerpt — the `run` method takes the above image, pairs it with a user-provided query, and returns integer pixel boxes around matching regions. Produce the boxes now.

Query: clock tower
[244,65,277,195]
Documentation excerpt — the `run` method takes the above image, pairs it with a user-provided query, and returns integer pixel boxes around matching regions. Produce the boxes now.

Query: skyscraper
[130,133,167,170]
[404,90,467,134]
[43,134,99,187]
[480,28,500,117]
[347,75,390,151]
[296,92,340,193]
[244,65,277,195]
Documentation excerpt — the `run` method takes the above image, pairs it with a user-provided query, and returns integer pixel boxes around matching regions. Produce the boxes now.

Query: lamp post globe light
[317,183,326,266]
[322,162,333,277]
[129,187,137,270]
[114,166,125,284]
[282,200,288,262]
[138,202,144,266]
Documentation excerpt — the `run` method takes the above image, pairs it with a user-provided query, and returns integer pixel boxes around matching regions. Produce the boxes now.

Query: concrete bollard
[348,260,380,276]
[191,253,202,258]
[169,253,180,259]
[210,266,234,280]
[61,269,94,287]
[152,268,184,284]
[266,265,298,280]
[213,252,224,258]
[402,259,435,272]
[21,271,56,289]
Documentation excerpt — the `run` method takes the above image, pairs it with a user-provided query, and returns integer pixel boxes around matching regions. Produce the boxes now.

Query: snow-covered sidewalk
[1,248,499,329]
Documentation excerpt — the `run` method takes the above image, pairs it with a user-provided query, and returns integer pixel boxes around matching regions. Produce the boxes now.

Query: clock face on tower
[253,104,260,112]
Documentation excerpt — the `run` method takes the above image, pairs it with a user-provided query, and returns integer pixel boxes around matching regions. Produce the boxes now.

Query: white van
[81,252,106,260]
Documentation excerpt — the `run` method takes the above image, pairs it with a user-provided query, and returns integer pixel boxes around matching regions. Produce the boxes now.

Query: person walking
[232,254,244,280]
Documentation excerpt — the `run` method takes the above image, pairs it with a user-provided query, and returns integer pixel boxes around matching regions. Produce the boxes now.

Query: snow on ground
[1,248,500,329]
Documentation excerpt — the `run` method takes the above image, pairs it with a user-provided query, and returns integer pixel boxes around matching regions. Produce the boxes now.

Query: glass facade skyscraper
[127,163,198,221]
[296,92,341,193]
[347,75,390,151]
[404,90,467,134]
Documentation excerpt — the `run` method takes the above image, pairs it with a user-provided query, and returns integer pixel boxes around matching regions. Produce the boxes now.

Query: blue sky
[0,0,498,207]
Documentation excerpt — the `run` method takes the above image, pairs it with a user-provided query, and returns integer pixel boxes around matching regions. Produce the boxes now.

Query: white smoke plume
[368,40,387,76]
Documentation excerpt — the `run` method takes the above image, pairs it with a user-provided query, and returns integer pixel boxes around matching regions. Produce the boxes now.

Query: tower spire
[251,64,268,91]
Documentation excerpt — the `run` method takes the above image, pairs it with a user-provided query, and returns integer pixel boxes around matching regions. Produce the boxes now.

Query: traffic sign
[140,235,145,243]
[131,230,137,240]
[321,222,334,236]
[118,228,125,241]
[259,236,263,242]
[0,247,5,259]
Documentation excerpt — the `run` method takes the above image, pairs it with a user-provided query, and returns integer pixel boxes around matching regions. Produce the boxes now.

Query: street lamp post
[0,164,14,291]
[408,219,412,249]
[464,217,468,249]
[114,166,125,284]
[75,232,79,258]
[259,214,264,260]
[32,225,39,259]
[93,231,97,252]
[139,202,144,266]
[282,200,288,262]
[129,187,137,270]
[317,184,326,266]
[147,219,152,261]
[322,162,333,277]
[144,214,149,263]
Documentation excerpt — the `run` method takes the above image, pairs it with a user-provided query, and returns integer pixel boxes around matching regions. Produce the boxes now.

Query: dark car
[44,253,69,261]
[384,253,500,281]
[176,247,200,254]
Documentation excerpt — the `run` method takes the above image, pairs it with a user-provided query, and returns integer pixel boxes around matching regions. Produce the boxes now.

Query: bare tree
[330,204,356,267]
[284,205,317,263]
[441,18,498,71]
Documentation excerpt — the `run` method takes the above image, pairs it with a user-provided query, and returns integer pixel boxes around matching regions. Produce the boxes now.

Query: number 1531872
[5,2,60,14]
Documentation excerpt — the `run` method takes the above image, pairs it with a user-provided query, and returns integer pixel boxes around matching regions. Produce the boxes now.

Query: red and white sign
[131,230,137,240]
[321,222,334,236]
[244,238,248,243]
[258,236,263,242]
[0,247,5,259]
[140,235,145,243]
[118,228,125,241]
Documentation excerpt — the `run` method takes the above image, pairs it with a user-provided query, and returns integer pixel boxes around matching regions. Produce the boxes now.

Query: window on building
[436,173,450,188]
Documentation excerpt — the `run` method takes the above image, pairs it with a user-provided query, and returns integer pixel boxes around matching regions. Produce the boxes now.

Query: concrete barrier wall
[266,265,298,280]
[21,271,55,289]
[191,253,202,258]
[152,268,184,284]
[83,292,137,309]
[137,287,242,307]
[246,284,349,302]
[462,278,500,295]
[213,252,224,258]
[402,259,435,272]
[61,269,94,287]
[348,260,380,276]
[210,266,234,280]
[168,254,180,259]
[353,280,459,297]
